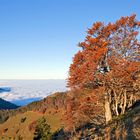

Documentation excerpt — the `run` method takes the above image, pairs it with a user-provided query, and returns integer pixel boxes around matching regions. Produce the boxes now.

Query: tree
[34,117,52,140]
[68,14,140,123]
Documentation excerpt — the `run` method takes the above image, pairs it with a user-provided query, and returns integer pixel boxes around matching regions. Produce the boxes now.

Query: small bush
[21,117,26,123]
[33,117,52,140]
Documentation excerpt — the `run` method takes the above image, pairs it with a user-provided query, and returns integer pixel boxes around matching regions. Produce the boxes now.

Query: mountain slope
[0,98,19,110]
[0,90,139,139]
[78,105,140,139]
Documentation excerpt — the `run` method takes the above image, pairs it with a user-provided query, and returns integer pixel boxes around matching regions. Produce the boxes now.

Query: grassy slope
[0,111,42,139]
[0,109,63,139]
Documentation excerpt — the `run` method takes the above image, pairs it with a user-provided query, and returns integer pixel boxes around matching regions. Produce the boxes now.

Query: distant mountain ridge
[0,87,11,93]
[0,98,19,110]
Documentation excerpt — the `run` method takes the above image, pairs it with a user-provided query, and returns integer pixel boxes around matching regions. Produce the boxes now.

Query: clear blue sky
[0,0,139,79]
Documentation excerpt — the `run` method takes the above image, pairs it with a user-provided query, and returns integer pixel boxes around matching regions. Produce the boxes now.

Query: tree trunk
[128,94,133,108]
[120,90,127,115]
[122,90,127,114]
[105,93,112,123]
[114,90,119,116]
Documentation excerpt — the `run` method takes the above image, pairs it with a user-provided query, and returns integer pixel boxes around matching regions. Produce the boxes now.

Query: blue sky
[0,0,139,79]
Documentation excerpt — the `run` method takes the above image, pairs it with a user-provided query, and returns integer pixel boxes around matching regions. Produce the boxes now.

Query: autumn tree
[68,14,140,123]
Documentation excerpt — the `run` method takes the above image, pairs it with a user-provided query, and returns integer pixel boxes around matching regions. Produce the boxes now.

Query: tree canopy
[68,14,140,89]
[68,14,140,122]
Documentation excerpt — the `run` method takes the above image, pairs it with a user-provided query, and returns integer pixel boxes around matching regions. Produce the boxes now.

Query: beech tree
[68,14,140,123]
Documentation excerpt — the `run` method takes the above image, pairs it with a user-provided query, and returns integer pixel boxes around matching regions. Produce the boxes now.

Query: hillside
[72,104,140,139]
[0,98,19,110]
[0,87,139,139]
[0,89,105,139]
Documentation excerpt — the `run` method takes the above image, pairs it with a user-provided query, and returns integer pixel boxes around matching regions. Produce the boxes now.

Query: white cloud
[0,79,67,102]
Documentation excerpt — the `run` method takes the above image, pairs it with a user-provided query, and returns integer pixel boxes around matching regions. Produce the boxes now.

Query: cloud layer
[0,79,67,105]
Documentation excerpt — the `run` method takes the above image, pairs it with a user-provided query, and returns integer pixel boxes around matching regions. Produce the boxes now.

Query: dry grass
[0,108,64,139]
[0,111,43,139]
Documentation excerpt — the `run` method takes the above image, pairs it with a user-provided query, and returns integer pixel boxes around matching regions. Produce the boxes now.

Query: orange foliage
[68,14,140,89]
[63,88,104,132]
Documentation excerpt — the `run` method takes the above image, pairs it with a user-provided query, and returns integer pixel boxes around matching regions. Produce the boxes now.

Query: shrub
[21,117,26,123]
[33,117,52,140]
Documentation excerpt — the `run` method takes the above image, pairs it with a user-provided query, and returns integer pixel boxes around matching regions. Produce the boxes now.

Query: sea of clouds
[0,79,67,106]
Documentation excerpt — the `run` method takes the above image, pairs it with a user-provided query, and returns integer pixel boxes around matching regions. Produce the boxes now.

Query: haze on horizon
[0,0,139,79]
